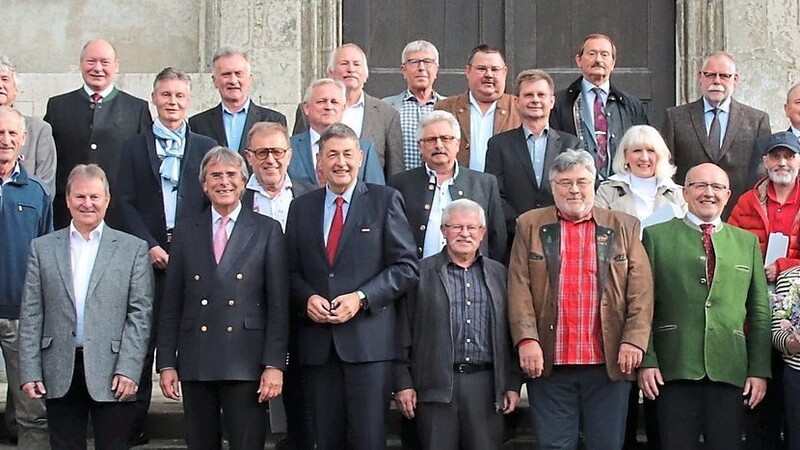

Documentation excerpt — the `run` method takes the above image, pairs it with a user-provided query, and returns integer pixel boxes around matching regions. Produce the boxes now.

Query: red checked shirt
[554,212,605,365]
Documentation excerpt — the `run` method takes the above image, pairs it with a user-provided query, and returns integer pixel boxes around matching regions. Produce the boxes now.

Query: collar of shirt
[684,211,722,231]
[523,124,549,139]
[325,180,357,206]
[556,208,594,224]
[222,99,251,116]
[581,78,610,97]
[443,246,483,268]
[792,125,800,138]
[766,178,800,205]
[703,96,731,114]
[69,220,105,242]
[349,92,366,108]
[607,172,679,190]
[468,91,497,116]
[425,162,459,186]
[1,162,20,185]
[211,201,242,225]
[83,84,115,100]
[402,89,440,106]
[246,173,292,198]
[310,127,322,149]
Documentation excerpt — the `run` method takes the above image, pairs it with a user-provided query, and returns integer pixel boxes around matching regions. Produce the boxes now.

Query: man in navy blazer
[188,47,287,154]
[289,78,385,186]
[116,67,217,444]
[157,147,288,450]
[286,123,418,450]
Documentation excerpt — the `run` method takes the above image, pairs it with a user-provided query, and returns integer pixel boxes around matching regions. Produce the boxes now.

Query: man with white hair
[382,40,446,170]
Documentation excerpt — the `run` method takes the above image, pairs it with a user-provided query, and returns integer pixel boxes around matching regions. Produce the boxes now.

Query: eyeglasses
[470,65,506,75]
[552,179,594,189]
[443,224,484,234]
[246,147,288,160]
[701,71,735,80]
[686,181,729,192]
[419,135,457,145]
[404,58,437,68]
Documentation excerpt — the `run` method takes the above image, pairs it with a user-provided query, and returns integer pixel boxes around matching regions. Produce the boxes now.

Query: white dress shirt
[423,164,458,257]
[342,92,366,137]
[468,92,496,172]
[211,202,242,240]
[70,221,104,347]
[246,174,295,231]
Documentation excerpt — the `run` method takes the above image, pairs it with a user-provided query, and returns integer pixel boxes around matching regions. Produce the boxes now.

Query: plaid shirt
[398,90,443,169]
[554,213,605,365]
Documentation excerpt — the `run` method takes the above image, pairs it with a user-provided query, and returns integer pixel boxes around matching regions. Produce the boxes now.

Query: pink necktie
[213,216,230,264]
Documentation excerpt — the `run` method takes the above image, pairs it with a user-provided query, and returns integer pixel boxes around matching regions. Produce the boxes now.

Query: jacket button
[549,325,554,330]
[700,278,707,284]
[420,225,426,231]
[428,184,434,191]
[200,325,208,332]
[227,326,233,332]
[236,273,243,280]
[90,143,97,150]
[194,274,200,281]
[228,300,235,306]
[424,204,431,210]
[457,190,463,196]
[329,273,334,278]
[201,299,208,306]
[705,302,712,308]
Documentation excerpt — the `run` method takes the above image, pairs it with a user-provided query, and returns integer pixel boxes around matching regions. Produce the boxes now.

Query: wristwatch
[357,290,369,310]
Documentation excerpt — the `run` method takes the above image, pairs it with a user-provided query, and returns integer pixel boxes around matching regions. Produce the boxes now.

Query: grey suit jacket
[20,116,56,195]
[19,226,154,402]
[662,98,771,217]
[292,94,405,177]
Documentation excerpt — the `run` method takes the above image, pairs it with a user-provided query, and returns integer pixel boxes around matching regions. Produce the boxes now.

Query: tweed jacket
[507,207,654,381]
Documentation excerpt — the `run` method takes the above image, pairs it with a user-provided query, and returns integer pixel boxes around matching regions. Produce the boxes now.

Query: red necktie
[593,88,609,175]
[326,197,345,265]
[91,93,102,103]
[700,223,716,285]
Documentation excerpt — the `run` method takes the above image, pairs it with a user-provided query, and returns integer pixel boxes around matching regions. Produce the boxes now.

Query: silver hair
[198,146,249,188]
[319,123,360,152]
[416,110,461,142]
[0,56,18,85]
[326,43,369,78]
[0,106,26,130]
[212,47,251,73]
[302,78,346,104]
[66,164,110,197]
[549,148,597,180]
[401,40,440,65]
[441,198,486,227]
[701,51,737,74]
[153,67,191,90]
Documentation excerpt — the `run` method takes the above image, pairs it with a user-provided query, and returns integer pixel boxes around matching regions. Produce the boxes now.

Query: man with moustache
[288,78,384,186]
[639,163,771,450]
[436,44,521,172]
[286,123,418,449]
[190,48,287,155]
[293,44,405,178]
[486,69,580,260]
[157,147,288,450]
[662,51,771,219]
[45,39,151,229]
[0,106,52,448]
[116,67,217,445]
[0,56,56,194]
[383,40,446,170]
[508,149,653,449]
[550,34,648,181]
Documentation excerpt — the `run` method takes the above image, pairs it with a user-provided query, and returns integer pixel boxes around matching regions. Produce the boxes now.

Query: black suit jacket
[241,176,316,214]
[189,101,287,153]
[44,87,151,228]
[388,166,507,261]
[485,126,581,230]
[156,207,289,380]
[286,182,419,365]
[116,130,217,249]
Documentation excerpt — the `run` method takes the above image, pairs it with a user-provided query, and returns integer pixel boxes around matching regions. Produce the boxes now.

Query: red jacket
[728,177,800,274]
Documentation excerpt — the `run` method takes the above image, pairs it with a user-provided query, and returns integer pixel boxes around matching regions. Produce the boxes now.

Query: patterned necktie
[708,107,721,157]
[700,223,716,286]
[91,93,102,103]
[592,87,609,175]
[326,197,345,265]
[213,216,230,264]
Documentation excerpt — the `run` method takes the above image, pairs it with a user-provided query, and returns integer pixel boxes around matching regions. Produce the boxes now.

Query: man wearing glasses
[639,163,770,450]
[508,148,653,449]
[662,51,771,219]
[383,40,447,170]
[436,44,521,172]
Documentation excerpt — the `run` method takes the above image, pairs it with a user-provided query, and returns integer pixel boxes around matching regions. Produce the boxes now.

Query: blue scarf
[153,119,187,187]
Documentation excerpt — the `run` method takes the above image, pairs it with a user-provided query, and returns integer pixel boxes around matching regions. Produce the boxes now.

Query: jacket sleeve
[385,109,405,176]
[640,227,660,368]
[507,219,540,345]
[746,234,773,379]
[261,221,290,369]
[19,242,44,385]
[620,219,654,352]
[486,175,508,262]
[114,240,155,380]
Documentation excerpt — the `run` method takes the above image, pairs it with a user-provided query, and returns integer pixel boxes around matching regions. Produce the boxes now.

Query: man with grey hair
[382,40,446,170]
[288,78,384,186]
[190,47,286,154]
[45,38,151,229]
[662,51,771,219]
[508,148,653,449]
[116,66,217,445]
[395,198,520,449]
[157,146,289,449]
[0,106,52,448]
[293,43,405,178]
[0,55,56,194]
[389,110,506,262]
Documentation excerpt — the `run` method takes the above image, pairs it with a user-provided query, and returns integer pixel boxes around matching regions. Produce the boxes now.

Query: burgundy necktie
[91,93,102,103]
[593,88,609,175]
[700,223,716,285]
[326,197,345,265]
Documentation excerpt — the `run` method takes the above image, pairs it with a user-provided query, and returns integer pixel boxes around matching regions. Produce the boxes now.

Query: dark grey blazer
[394,250,521,407]
[19,227,154,401]
[389,165,507,262]
[189,100,287,153]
